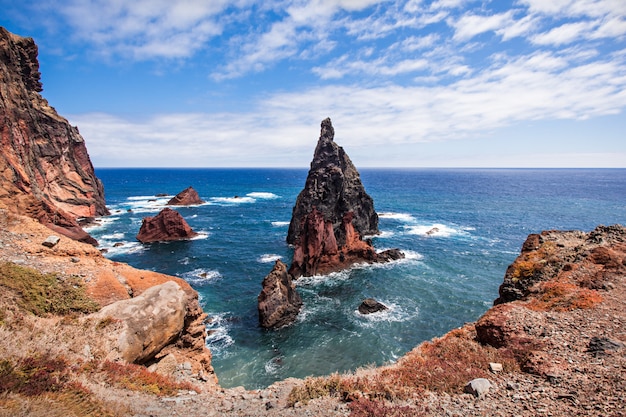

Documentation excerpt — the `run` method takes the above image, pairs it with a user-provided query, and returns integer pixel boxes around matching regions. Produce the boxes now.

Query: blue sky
[2,0,625,168]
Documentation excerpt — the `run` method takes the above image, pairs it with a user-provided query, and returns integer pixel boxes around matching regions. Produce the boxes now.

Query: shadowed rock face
[258,260,303,329]
[0,27,108,244]
[136,208,198,243]
[286,118,403,278]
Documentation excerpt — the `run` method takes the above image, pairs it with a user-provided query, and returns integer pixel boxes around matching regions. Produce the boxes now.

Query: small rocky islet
[0,26,624,416]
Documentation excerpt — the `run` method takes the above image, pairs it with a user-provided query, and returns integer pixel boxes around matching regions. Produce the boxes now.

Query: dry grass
[99,361,199,397]
[288,326,518,407]
[527,279,603,312]
[0,262,99,317]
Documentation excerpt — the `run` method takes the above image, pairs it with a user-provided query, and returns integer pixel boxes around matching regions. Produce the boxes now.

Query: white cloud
[451,11,516,41]
[54,0,233,59]
[74,48,626,167]
[532,21,597,46]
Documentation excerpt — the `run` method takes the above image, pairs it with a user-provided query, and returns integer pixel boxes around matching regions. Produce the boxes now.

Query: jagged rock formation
[136,207,198,243]
[167,186,205,206]
[287,117,403,277]
[258,260,303,329]
[0,27,108,245]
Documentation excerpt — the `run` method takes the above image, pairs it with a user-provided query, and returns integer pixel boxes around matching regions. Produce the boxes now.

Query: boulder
[92,281,186,364]
[464,378,492,398]
[136,208,198,243]
[258,260,303,329]
[167,186,205,206]
[286,118,403,277]
[0,28,108,245]
[358,298,388,314]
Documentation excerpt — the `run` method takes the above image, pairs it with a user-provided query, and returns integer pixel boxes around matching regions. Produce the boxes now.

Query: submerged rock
[287,118,403,277]
[136,208,198,243]
[258,260,302,329]
[167,186,205,206]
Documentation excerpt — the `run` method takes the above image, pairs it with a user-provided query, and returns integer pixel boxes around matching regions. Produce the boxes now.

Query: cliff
[287,118,402,278]
[0,27,108,244]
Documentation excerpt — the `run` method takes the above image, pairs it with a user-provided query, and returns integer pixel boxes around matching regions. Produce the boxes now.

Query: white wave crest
[271,221,290,227]
[405,223,466,238]
[258,254,282,263]
[100,241,145,257]
[209,196,255,204]
[247,192,279,199]
[378,212,416,222]
[205,312,234,355]
[181,269,221,285]
[352,301,419,328]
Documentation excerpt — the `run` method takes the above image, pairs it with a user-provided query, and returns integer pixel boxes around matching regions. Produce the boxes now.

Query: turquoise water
[88,168,626,389]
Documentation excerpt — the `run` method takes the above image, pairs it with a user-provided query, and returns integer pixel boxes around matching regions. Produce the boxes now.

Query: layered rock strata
[287,118,403,278]
[167,186,205,206]
[0,27,108,245]
[258,260,303,329]
[136,207,198,243]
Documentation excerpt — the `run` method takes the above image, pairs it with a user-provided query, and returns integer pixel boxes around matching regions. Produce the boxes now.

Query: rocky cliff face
[0,27,108,244]
[287,118,402,277]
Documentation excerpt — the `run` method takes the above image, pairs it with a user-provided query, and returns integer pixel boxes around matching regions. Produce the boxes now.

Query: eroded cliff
[0,27,108,244]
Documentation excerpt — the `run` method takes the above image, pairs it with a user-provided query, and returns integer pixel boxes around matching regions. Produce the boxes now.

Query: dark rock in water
[167,186,204,206]
[286,117,403,278]
[358,298,388,314]
[258,260,302,329]
[0,27,108,245]
[376,248,405,263]
[136,208,198,243]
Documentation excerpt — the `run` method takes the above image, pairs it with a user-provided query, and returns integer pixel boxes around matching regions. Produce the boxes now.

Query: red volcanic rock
[258,260,302,329]
[287,118,404,278]
[0,27,108,245]
[136,208,198,243]
[167,186,204,206]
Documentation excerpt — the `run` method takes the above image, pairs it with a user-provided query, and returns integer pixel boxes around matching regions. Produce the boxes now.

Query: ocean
[87,168,626,389]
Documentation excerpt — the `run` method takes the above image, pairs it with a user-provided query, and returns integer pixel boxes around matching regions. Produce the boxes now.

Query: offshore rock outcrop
[287,118,403,278]
[167,186,205,206]
[0,27,108,245]
[258,260,303,329]
[136,207,198,243]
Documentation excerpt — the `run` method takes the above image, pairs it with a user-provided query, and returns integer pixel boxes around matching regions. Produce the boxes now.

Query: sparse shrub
[0,356,69,396]
[101,361,198,396]
[287,326,519,406]
[0,262,99,316]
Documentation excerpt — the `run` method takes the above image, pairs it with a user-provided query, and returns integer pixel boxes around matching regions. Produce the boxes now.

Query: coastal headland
[0,27,624,416]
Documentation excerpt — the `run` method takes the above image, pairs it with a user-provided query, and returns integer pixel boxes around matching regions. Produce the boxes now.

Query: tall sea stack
[287,117,403,278]
[0,27,108,244]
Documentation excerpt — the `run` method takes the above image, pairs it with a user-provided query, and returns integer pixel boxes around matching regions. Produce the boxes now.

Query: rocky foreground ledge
[0,209,624,416]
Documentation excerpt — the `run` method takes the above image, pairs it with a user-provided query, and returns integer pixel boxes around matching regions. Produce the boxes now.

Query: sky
[1,0,625,168]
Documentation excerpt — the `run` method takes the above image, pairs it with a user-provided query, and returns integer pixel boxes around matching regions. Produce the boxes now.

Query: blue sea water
[88,168,626,389]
